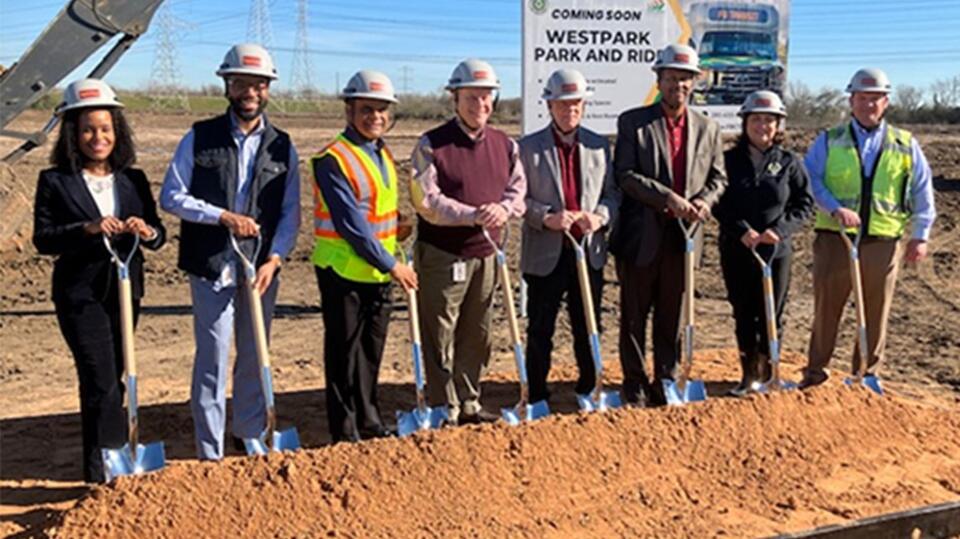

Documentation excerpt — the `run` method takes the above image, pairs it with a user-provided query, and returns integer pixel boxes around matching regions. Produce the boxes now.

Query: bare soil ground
[1,111,959,537]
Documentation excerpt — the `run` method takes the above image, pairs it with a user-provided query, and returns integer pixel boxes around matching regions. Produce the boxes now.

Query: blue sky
[1,0,958,99]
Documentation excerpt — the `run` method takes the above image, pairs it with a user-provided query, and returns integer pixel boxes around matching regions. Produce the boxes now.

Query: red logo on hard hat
[242,55,262,67]
[674,53,690,63]
[78,89,101,99]
[755,98,771,107]
[369,81,384,91]
[862,77,877,86]
[473,70,489,80]
[561,83,579,93]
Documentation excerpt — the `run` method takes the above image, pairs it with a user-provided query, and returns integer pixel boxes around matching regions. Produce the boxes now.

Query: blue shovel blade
[244,427,301,456]
[844,374,884,396]
[663,379,708,406]
[102,441,166,482]
[396,406,449,437]
[501,400,550,426]
[576,390,623,412]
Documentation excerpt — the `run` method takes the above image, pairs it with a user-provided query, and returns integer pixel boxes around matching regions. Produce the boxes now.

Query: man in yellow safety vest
[311,70,417,441]
[801,67,936,388]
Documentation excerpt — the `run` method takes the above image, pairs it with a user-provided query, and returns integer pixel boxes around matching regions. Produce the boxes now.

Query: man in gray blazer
[520,68,621,405]
[612,44,727,406]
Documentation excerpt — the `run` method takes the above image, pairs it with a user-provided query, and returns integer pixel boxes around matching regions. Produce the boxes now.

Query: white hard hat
[846,67,891,94]
[57,78,124,115]
[652,44,701,75]
[216,43,278,80]
[340,70,398,103]
[446,59,500,91]
[738,90,787,118]
[542,69,593,101]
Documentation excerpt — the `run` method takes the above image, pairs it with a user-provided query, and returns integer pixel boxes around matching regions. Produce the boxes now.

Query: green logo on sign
[530,0,547,15]
[648,0,666,12]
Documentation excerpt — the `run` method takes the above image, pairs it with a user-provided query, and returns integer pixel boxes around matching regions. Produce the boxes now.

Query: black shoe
[798,374,828,389]
[458,409,499,425]
[728,378,757,397]
[232,435,246,452]
[360,426,396,440]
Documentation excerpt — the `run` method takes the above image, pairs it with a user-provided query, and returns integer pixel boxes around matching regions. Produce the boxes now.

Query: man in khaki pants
[801,68,936,387]
[410,59,526,424]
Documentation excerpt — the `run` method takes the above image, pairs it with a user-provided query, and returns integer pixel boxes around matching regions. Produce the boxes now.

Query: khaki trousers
[805,231,902,381]
[414,241,496,417]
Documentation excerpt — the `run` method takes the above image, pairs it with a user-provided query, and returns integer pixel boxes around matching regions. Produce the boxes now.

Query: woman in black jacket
[713,90,814,396]
[32,79,165,482]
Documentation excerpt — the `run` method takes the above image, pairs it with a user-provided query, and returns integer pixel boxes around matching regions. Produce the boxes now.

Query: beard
[229,96,267,121]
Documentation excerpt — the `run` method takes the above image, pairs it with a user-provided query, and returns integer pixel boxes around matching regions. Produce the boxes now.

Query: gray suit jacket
[519,125,621,276]
[611,104,727,267]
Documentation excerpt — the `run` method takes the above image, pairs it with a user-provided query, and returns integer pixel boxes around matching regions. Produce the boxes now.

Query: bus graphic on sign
[688,2,785,105]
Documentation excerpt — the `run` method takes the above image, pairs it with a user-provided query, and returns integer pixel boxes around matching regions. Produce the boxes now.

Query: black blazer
[713,141,814,257]
[33,167,166,305]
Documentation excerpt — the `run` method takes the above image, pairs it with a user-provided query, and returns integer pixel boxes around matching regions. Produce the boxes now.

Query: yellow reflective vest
[814,122,914,238]
[311,133,398,283]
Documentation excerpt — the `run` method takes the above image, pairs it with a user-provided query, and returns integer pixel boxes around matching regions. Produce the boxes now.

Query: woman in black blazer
[32,79,165,483]
[713,90,813,396]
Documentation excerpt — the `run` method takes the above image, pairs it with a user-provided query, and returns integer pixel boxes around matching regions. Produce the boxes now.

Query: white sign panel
[522,0,791,135]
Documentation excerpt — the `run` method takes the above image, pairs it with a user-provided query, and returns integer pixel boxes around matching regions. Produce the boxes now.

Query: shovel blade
[663,379,708,406]
[753,379,799,394]
[576,390,622,412]
[102,441,166,482]
[501,400,550,426]
[843,374,884,396]
[243,427,301,456]
[396,406,449,437]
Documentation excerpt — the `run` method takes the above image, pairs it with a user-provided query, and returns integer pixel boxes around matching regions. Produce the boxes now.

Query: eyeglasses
[228,78,270,92]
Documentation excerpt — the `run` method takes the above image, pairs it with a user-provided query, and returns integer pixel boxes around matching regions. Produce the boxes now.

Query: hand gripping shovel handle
[837,226,871,383]
[482,228,530,412]
[103,233,141,455]
[229,234,278,440]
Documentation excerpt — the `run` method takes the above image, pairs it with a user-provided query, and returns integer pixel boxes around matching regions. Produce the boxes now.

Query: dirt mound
[56,388,960,538]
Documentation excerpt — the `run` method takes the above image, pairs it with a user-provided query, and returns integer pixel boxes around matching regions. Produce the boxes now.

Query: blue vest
[177,112,291,279]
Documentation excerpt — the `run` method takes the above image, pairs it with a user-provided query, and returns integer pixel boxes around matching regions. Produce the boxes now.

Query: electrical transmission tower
[400,66,413,94]
[247,0,275,50]
[149,2,190,111]
[290,0,313,96]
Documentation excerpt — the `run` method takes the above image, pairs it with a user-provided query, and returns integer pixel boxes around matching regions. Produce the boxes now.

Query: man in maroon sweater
[410,59,527,425]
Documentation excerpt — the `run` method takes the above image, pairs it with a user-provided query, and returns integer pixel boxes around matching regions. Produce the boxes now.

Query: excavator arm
[0,0,165,163]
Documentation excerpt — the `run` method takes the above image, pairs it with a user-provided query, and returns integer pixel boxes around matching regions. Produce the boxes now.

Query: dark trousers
[315,266,391,442]
[719,239,792,368]
[56,292,140,483]
[524,247,604,403]
[616,224,685,405]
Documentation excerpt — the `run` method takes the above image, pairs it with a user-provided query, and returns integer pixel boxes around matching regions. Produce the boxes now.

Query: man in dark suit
[612,44,727,406]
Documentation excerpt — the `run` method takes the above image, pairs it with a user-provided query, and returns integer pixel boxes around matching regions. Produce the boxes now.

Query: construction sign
[522,0,791,134]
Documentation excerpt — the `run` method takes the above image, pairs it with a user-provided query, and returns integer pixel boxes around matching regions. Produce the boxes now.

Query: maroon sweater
[418,118,514,258]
